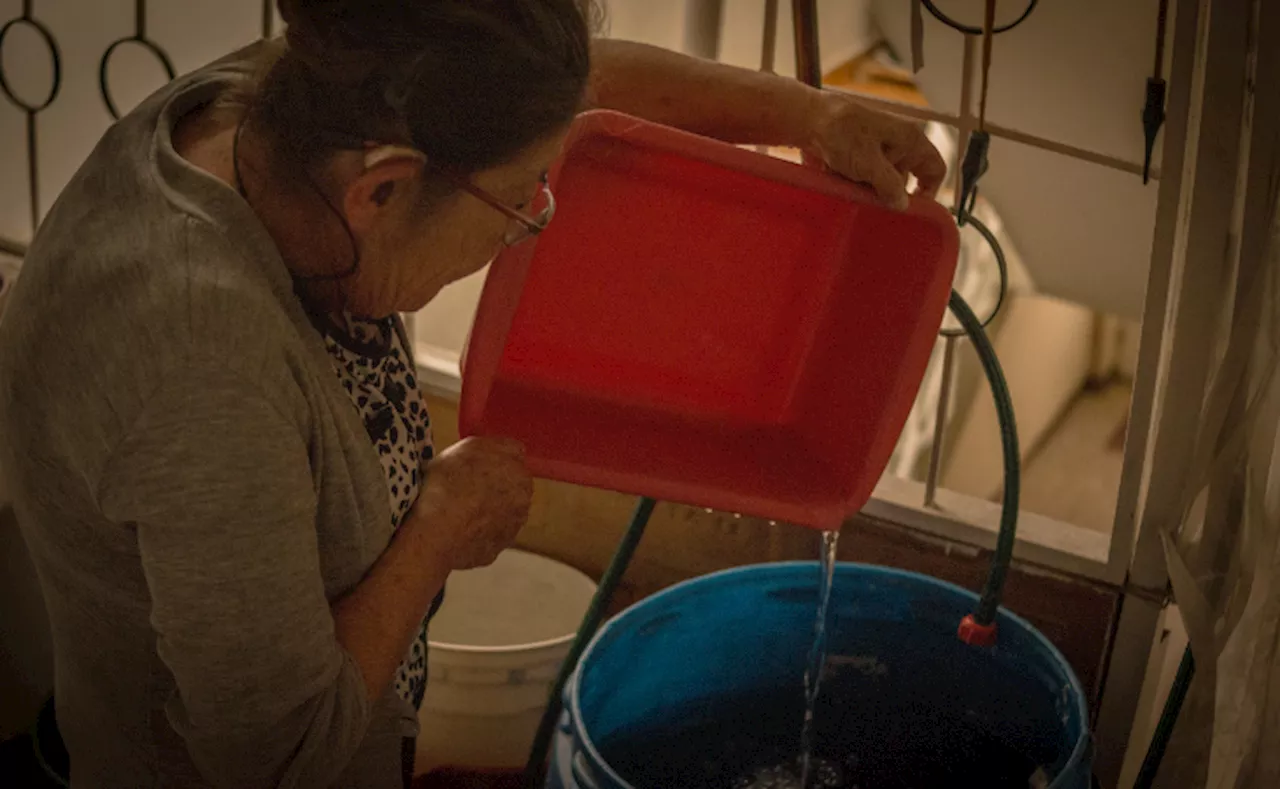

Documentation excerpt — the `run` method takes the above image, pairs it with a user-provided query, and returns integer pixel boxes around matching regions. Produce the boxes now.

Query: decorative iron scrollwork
[1,0,272,240]
[99,0,176,120]
[0,0,63,233]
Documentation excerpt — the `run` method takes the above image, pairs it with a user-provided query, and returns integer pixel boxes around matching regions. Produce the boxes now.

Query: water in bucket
[601,665,1050,788]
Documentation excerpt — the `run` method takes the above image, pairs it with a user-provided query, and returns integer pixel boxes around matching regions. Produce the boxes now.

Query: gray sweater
[0,50,415,788]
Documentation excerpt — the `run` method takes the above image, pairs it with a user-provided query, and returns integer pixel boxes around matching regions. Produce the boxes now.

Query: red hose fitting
[957,615,998,647]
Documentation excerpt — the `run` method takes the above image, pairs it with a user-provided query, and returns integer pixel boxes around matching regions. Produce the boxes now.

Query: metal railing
[786,1,1155,525]
[0,0,276,251]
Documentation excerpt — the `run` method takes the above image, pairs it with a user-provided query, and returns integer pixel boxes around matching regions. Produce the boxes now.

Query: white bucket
[415,549,597,773]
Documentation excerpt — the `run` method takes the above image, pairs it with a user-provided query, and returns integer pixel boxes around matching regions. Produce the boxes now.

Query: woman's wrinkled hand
[806,91,947,211]
[413,436,533,570]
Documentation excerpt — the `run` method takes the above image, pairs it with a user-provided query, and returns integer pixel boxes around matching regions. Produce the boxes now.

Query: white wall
[603,0,687,51]
[871,0,1163,319]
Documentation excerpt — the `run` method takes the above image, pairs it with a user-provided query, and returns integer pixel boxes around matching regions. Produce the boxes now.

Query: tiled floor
[1019,383,1132,534]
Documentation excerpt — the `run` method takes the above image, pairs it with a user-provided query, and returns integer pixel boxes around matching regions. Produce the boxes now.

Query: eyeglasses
[364,145,556,247]
[456,175,556,247]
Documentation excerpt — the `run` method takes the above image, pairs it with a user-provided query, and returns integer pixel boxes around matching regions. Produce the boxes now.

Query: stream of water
[798,530,841,789]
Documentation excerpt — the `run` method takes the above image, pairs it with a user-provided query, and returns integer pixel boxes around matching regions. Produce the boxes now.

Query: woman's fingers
[838,144,909,210]
[897,132,947,199]
[814,93,947,209]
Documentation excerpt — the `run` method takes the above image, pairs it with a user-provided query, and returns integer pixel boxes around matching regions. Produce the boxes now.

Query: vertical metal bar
[1155,0,1172,80]
[760,0,779,74]
[790,0,821,88]
[136,0,146,38]
[753,0,780,157]
[921,36,977,505]
[923,336,957,507]
[262,0,275,39]
[26,113,38,234]
[977,0,996,129]
[910,0,925,73]
[682,0,723,60]
[954,36,977,198]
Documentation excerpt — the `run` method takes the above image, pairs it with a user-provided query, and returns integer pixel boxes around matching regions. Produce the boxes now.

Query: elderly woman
[0,1,943,787]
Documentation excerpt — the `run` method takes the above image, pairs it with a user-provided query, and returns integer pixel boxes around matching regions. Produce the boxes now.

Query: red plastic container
[460,111,959,529]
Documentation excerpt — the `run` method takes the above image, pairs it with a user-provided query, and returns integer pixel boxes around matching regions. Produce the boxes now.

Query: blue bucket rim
[566,561,1092,789]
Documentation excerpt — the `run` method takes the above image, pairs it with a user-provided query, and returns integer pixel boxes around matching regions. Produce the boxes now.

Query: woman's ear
[344,150,424,234]
[370,181,396,206]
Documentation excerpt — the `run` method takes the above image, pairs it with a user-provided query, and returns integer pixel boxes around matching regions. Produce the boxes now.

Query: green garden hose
[1133,645,1196,789]
[947,289,1020,628]
[523,497,658,786]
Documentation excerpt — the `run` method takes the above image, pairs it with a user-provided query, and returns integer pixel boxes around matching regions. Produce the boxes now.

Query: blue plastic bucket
[549,562,1091,789]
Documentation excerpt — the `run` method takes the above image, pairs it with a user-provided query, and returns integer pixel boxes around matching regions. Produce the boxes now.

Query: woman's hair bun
[277,0,337,28]
[260,0,596,175]
[276,0,371,85]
